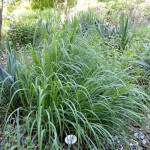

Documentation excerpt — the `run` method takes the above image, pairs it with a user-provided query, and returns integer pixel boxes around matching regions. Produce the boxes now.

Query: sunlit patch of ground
[62,0,105,22]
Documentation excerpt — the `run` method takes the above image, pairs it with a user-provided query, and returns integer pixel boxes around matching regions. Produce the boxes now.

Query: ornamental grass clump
[0,12,150,149]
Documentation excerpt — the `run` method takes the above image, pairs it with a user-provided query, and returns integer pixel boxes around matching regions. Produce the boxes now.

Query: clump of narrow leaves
[136,43,150,70]
[78,12,130,50]
[0,12,150,149]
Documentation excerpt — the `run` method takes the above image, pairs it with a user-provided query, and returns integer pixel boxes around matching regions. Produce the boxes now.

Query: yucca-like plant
[1,12,150,149]
[0,50,17,121]
[0,51,16,102]
[118,13,130,50]
[0,48,30,122]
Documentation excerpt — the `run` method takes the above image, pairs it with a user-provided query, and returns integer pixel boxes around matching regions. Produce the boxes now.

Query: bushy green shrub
[67,0,77,8]
[5,10,49,47]
[30,0,77,9]
[7,22,36,46]
[31,0,54,9]
[6,0,21,14]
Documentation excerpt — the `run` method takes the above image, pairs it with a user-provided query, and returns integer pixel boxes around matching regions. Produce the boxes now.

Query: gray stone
[141,139,147,146]
[145,125,150,134]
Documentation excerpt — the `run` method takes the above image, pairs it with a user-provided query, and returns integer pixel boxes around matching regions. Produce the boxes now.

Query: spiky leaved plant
[118,13,130,50]
[1,11,150,150]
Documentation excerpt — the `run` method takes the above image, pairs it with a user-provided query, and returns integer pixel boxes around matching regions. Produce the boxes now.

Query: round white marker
[65,135,77,145]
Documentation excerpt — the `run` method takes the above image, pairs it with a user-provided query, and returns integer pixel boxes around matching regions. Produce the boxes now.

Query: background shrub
[30,0,54,9]
[5,0,21,14]
[67,0,77,8]
[4,10,51,47]
[30,0,77,9]
[7,22,36,46]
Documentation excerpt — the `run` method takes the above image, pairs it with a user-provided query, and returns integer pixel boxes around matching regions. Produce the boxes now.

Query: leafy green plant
[6,22,37,47]
[0,50,17,121]
[30,0,77,9]
[77,11,106,36]
[0,48,29,122]
[136,27,150,71]
[118,13,130,50]
[30,0,54,9]
[136,43,150,70]
[0,51,16,101]
[5,0,21,14]
[5,9,56,47]
[1,11,150,149]
[67,0,77,8]
[77,12,130,50]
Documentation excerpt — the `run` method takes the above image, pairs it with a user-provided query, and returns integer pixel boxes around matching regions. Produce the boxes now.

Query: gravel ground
[0,124,150,149]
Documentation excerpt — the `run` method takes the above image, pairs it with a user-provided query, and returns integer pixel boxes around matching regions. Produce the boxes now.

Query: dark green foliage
[0,51,16,105]
[77,12,130,50]
[136,27,150,71]
[6,22,38,47]
[0,50,28,118]
[30,0,77,9]
[67,0,77,8]
[31,0,54,9]
[118,13,129,50]
[6,0,21,14]
[136,43,150,70]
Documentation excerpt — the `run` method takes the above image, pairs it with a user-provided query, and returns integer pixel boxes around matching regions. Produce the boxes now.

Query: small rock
[141,139,147,146]
[129,139,139,149]
[134,132,145,140]
[138,146,143,150]
[145,125,150,134]
[130,139,139,146]
[138,132,145,139]
[116,143,124,150]
[112,135,119,142]
[0,137,3,142]
[134,133,139,139]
